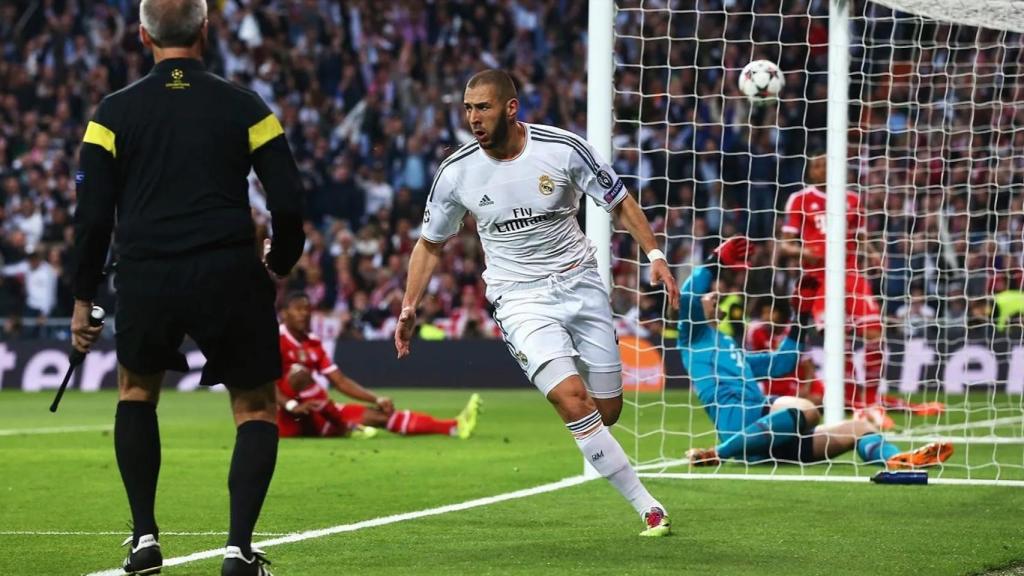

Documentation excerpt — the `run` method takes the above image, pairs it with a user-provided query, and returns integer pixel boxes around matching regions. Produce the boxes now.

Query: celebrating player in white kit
[395,69,678,537]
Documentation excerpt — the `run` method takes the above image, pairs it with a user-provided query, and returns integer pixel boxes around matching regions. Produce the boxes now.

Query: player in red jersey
[745,301,824,405]
[778,155,941,424]
[277,292,481,439]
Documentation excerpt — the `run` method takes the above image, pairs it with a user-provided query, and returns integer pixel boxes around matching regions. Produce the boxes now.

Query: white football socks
[567,410,664,517]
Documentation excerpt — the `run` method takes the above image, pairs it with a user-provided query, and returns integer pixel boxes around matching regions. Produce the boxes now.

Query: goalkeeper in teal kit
[678,237,953,469]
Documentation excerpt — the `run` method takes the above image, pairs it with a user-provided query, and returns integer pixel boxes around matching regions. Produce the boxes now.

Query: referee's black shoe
[121,534,162,575]
[222,546,273,576]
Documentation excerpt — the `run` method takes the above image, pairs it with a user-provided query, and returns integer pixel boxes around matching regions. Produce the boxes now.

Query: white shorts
[490,266,623,398]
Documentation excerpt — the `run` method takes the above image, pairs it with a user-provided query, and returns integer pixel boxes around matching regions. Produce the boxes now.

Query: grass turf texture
[0,389,1020,576]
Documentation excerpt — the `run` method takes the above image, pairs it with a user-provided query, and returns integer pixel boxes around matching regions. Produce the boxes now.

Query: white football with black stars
[738,59,785,104]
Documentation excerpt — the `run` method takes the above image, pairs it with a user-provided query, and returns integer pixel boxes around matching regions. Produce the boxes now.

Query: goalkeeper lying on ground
[678,236,953,469]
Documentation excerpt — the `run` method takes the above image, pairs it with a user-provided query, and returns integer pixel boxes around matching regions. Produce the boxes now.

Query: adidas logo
[479,195,494,207]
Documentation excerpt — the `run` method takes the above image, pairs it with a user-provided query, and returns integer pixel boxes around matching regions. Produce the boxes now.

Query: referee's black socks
[115,400,161,545]
[227,420,279,557]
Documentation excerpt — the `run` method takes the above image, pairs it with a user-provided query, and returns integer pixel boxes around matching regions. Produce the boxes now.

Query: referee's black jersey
[72,58,304,301]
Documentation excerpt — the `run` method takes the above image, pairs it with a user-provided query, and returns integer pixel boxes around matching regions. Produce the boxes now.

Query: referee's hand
[262,238,284,279]
[71,300,102,354]
[395,306,417,359]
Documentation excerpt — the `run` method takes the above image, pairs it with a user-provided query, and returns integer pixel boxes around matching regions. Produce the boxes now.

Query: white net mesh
[609,0,1024,482]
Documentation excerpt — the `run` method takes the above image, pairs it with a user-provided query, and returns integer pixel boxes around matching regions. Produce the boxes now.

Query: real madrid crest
[538,174,555,195]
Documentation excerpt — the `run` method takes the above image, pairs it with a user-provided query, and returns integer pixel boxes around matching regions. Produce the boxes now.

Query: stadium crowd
[1,0,1022,344]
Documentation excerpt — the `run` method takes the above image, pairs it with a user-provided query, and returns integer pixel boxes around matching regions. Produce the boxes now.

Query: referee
[70,1,303,575]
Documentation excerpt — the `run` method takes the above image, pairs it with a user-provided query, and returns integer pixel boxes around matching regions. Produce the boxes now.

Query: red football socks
[386,410,457,436]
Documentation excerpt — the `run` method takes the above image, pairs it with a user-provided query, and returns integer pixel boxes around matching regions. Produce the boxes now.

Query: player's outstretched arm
[856,229,884,269]
[325,370,393,413]
[746,335,800,380]
[679,237,754,344]
[747,274,819,379]
[276,379,311,415]
[274,384,292,411]
[677,266,712,345]
[396,238,445,358]
[777,231,807,261]
[613,195,679,309]
[778,192,818,266]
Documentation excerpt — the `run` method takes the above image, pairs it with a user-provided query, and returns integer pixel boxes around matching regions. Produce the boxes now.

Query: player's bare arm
[275,384,311,415]
[856,229,883,269]
[778,230,818,265]
[287,363,313,388]
[613,194,679,309]
[396,237,445,358]
[282,365,319,413]
[274,385,289,410]
[325,370,393,414]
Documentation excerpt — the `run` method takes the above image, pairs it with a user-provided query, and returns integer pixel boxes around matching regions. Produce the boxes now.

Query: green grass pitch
[1,389,1023,575]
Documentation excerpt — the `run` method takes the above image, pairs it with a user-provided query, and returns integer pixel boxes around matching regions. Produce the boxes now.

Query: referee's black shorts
[114,244,281,389]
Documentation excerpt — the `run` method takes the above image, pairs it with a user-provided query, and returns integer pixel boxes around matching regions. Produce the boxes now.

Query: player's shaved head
[140,0,207,48]
[466,69,518,103]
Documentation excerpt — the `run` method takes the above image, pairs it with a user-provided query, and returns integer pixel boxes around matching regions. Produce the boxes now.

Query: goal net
[607,0,1024,484]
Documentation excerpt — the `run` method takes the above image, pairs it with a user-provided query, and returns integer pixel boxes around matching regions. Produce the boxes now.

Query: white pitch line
[909,415,1024,435]
[2,530,291,537]
[0,425,111,437]
[639,472,1024,487]
[0,531,293,537]
[634,457,689,472]
[885,434,1024,445]
[84,474,594,576]
[640,472,875,483]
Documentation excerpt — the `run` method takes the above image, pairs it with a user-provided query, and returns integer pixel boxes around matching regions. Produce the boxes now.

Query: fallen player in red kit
[277,292,480,439]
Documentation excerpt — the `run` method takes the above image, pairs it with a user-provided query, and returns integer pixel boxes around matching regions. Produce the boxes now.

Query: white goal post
[587,0,1024,485]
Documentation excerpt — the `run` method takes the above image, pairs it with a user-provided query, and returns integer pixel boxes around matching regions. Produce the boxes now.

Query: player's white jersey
[420,123,628,296]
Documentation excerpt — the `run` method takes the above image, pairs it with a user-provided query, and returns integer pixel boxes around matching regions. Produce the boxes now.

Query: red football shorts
[809,271,883,335]
[277,403,367,438]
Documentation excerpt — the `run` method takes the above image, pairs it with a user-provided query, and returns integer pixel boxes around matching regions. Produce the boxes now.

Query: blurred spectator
[1,314,25,341]
[11,198,44,252]
[2,250,56,317]
[944,289,968,327]
[893,284,935,338]
[967,298,993,329]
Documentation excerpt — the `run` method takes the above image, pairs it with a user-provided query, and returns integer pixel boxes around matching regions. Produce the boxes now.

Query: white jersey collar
[480,123,532,166]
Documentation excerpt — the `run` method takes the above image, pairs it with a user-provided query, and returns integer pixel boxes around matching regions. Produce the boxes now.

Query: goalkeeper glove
[704,236,753,281]
[711,236,753,268]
